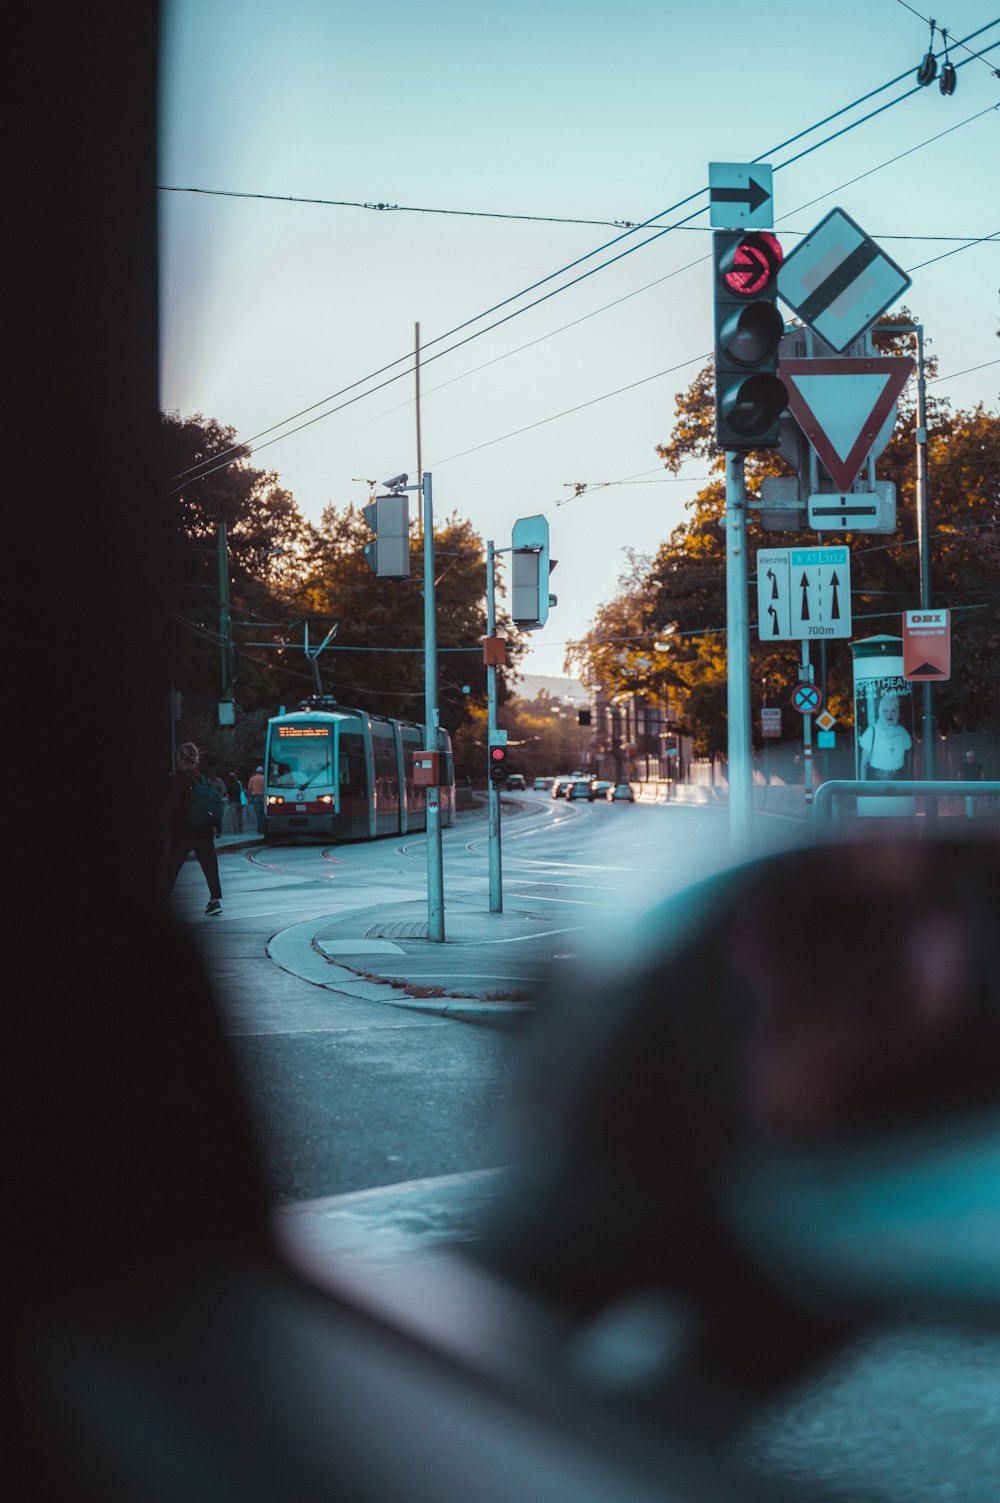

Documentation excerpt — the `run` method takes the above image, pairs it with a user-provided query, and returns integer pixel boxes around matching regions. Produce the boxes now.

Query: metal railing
[812,779,1000,823]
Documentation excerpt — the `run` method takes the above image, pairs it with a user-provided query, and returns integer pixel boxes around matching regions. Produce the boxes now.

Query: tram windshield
[268,725,334,790]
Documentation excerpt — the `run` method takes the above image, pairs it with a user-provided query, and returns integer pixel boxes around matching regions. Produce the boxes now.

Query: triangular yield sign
[780,356,914,491]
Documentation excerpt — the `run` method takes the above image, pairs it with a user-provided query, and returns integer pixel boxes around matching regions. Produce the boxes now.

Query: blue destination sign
[791,547,849,566]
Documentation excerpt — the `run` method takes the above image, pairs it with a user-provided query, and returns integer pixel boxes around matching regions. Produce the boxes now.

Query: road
[167,795,1000,1503]
[171,793,788,1215]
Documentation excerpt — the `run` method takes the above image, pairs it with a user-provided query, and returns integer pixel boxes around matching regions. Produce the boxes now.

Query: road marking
[318,939,406,955]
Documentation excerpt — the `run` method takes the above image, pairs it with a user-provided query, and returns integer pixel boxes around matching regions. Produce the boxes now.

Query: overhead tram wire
[164,38,995,497]
[326,100,996,461]
[430,226,996,471]
[163,32,997,497]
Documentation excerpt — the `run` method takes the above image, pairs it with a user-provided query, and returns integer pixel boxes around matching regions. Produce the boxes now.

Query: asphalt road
[167,798,1000,1503]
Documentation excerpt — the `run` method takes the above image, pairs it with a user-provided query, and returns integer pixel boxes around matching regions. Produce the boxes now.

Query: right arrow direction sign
[756,545,852,641]
[780,356,914,491]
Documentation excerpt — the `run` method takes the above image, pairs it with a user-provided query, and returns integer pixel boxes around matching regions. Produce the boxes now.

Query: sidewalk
[211,802,539,1021]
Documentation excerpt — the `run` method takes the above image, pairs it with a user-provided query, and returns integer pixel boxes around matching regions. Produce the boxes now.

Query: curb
[266,914,533,1022]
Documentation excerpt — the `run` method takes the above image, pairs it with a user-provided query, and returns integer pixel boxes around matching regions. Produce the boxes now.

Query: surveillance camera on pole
[382,472,408,492]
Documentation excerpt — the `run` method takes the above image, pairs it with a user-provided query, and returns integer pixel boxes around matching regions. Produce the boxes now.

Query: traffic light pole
[486,540,502,913]
[421,471,445,941]
[725,451,754,850]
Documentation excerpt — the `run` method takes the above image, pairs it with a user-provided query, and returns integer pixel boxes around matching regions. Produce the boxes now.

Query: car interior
[10,10,998,1502]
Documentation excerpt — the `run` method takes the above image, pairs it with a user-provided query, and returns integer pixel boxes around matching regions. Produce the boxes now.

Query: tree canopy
[161,412,523,762]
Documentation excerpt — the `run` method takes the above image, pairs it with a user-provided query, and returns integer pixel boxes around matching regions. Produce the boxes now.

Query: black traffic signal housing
[712,230,787,451]
[488,744,508,784]
[362,494,410,578]
[578,710,591,727]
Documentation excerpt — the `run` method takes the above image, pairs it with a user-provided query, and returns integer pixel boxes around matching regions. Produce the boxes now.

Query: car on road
[551,776,574,798]
[532,776,553,791]
[567,778,597,802]
[607,781,635,802]
[592,780,613,799]
[506,773,526,790]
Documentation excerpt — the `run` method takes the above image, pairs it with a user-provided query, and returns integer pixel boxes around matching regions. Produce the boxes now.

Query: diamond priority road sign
[709,162,774,229]
[756,545,852,641]
[777,207,911,353]
[780,355,914,491]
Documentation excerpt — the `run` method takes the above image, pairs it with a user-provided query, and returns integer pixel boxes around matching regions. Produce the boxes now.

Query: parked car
[607,782,635,802]
[567,778,597,802]
[506,773,526,790]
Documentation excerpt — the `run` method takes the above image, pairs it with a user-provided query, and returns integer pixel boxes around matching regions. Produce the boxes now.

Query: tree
[160,411,312,715]
[288,505,526,731]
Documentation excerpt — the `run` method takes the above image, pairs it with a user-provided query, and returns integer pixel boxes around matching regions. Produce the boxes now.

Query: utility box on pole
[362,494,410,578]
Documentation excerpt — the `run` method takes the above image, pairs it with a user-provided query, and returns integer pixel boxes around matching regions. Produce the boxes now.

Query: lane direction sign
[777,208,911,353]
[709,162,774,229]
[756,545,852,641]
[781,356,914,490]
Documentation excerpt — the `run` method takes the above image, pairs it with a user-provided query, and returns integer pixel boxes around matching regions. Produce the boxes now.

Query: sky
[159,0,999,683]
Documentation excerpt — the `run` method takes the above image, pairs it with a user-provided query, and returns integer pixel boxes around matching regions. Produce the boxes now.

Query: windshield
[268,726,334,790]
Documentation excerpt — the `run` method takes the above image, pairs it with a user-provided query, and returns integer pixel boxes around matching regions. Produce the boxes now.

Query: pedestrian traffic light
[488,744,508,784]
[362,494,410,578]
[712,230,787,451]
[511,514,557,629]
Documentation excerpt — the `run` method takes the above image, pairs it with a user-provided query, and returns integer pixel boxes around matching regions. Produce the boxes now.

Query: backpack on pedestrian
[189,775,226,829]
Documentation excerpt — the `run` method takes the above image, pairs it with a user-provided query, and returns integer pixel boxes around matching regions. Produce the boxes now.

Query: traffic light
[488,744,508,784]
[362,494,410,578]
[712,230,787,451]
[578,710,591,726]
[511,514,557,629]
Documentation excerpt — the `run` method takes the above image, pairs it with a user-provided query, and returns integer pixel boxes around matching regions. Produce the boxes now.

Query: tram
[262,699,455,842]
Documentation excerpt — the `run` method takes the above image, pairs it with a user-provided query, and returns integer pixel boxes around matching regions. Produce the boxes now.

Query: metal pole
[725,450,753,850]
[422,471,445,941]
[913,324,936,782]
[218,521,232,707]
[486,540,502,913]
[801,640,814,809]
[414,322,423,534]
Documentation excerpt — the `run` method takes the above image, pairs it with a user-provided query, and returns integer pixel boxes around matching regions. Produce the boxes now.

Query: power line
[164,34,997,499]
[164,37,994,496]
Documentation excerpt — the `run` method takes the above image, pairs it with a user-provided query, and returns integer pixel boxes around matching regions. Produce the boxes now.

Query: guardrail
[812,779,1000,823]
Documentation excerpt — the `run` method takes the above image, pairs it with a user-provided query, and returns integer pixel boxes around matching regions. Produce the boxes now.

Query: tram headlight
[319,794,333,804]
[267,795,283,805]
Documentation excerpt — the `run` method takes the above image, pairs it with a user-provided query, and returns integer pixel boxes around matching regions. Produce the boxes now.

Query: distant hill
[511,673,589,705]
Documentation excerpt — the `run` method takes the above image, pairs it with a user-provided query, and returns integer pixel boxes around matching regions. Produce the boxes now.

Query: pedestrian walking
[247,765,266,834]
[162,742,224,915]
[225,772,245,834]
[958,748,984,819]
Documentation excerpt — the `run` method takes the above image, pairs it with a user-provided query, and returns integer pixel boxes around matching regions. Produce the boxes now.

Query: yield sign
[780,356,914,491]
